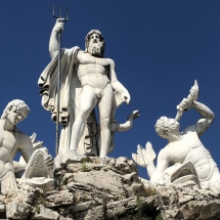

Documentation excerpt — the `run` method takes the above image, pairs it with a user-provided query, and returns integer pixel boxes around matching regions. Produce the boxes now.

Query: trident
[52,4,68,155]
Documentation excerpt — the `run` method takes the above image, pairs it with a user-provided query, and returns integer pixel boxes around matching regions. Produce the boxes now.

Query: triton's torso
[75,51,111,89]
[0,128,21,177]
[167,131,216,181]
[0,130,20,163]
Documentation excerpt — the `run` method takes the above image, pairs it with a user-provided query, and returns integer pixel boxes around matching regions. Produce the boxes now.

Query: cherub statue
[133,81,220,191]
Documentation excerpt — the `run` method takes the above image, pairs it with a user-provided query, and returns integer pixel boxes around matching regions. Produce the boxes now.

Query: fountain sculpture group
[0,18,219,199]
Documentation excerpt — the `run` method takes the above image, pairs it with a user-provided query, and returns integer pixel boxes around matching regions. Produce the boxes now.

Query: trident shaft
[52,4,68,155]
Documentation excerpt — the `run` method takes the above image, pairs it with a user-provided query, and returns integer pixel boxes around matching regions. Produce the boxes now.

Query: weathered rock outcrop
[157,180,220,220]
[51,157,159,219]
[0,157,220,219]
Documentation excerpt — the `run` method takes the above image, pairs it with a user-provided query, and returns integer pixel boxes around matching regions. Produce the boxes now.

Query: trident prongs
[52,4,68,22]
[59,5,62,17]
[66,8,69,21]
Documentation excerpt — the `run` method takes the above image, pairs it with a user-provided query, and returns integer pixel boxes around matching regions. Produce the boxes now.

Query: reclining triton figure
[133,81,220,191]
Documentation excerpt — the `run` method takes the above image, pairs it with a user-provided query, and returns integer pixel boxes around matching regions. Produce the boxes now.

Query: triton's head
[155,116,180,139]
[1,99,30,124]
[85,30,105,57]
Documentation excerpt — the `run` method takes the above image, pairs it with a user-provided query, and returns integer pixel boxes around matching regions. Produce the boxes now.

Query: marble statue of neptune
[39,19,132,158]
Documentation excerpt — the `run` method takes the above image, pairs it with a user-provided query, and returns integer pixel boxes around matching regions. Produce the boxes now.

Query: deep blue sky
[1,1,220,179]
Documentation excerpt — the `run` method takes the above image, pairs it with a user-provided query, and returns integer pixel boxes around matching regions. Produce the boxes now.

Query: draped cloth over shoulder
[38,47,98,155]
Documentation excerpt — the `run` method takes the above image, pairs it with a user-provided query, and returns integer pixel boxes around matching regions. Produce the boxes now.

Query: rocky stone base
[157,180,220,220]
[51,156,158,219]
[0,157,220,219]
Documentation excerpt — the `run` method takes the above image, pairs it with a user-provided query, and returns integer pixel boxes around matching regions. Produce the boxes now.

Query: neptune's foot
[100,156,110,160]
[54,149,85,169]
[66,149,85,160]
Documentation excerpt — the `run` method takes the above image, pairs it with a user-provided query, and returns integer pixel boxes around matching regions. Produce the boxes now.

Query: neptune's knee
[78,110,91,122]
[100,118,110,129]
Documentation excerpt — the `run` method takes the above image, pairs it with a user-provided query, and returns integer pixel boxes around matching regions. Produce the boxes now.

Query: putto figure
[133,81,220,191]
[39,18,138,159]
[0,100,53,194]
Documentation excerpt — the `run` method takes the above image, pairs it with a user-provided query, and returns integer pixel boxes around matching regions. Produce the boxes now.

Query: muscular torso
[0,131,20,178]
[0,131,19,162]
[76,51,111,89]
[166,131,216,182]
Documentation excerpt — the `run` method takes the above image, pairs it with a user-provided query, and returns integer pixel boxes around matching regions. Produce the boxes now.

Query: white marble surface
[133,81,220,191]
[39,19,139,159]
[0,100,53,194]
